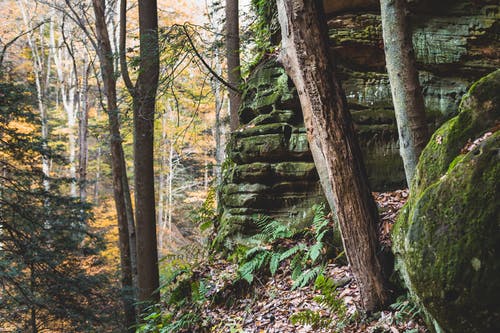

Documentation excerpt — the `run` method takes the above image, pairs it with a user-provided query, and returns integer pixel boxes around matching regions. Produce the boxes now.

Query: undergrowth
[136,244,211,332]
[290,274,354,332]
[137,204,344,332]
[237,203,343,289]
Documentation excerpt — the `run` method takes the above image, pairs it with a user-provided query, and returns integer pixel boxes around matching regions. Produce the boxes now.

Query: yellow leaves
[91,199,120,268]
[5,119,36,134]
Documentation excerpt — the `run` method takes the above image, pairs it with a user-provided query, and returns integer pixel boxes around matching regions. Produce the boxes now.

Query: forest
[0,0,498,332]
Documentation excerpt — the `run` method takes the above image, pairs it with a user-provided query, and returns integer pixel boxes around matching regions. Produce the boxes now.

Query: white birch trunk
[18,1,51,190]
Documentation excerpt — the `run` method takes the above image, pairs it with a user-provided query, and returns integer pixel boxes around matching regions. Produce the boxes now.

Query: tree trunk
[18,1,51,190]
[276,0,388,311]
[79,58,90,202]
[157,111,168,252]
[380,0,428,186]
[93,145,101,205]
[134,0,160,305]
[167,141,174,244]
[225,0,241,131]
[50,17,79,197]
[212,55,226,185]
[92,1,136,330]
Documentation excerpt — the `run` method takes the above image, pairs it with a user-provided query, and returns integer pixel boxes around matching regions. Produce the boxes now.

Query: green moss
[272,162,318,180]
[393,71,500,333]
[238,58,298,124]
[231,163,272,183]
[328,14,382,46]
[396,133,500,333]
[222,183,269,195]
[234,123,292,139]
[414,69,500,191]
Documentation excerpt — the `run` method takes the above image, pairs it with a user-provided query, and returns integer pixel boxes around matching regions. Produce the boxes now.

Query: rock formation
[217,0,499,246]
[392,70,500,333]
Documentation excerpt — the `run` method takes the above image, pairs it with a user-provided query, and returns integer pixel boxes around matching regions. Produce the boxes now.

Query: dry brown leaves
[373,189,409,247]
[179,190,428,332]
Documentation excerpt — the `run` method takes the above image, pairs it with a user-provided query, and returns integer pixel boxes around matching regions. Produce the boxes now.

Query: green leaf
[244,246,266,259]
[309,242,323,262]
[238,261,255,283]
[269,252,280,276]
[279,243,305,261]
[199,220,213,232]
[292,266,322,290]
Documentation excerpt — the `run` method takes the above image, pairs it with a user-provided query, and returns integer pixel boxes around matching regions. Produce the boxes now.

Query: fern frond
[255,214,272,230]
[312,203,329,231]
[292,266,323,290]
[238,251,270,283]
[290,252,306,281]
[244,245,267,259]
[252,215,294,242]
[279,243,305,262]
[308,242,323,263]
[290,309,332,329]
[315,229,328,243]
[269,252,281,276]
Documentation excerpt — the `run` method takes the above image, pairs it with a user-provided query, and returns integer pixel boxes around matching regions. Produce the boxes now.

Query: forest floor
[167,189,429,332]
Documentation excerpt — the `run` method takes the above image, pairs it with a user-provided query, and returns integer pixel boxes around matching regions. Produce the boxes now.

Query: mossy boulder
[414,69,500,191]
[392,70,500,333]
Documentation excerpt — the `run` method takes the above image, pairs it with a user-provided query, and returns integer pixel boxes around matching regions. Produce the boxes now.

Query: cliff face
[217,0,499,245]
[216,60,325,247]
[330,0,499,189]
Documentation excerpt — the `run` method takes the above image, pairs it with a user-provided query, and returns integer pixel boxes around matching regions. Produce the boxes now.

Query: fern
[269,252,281,276]
[308,242,323,263]
[290,309,330,329]
[159,312,200,333]
[239,250,270,283]
[292,266,323,290]
[290,274,351,331]
[290,252,305,280]
[279,243,305,261]
[252,215,294,242]
[312,203,329,230]
[236,205,339,289]
[389,294,421,324]
[244,245,267,259]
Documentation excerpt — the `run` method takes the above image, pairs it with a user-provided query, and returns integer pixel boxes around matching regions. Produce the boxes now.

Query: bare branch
[181,24,241,94]
[119,0,135,95]
[0,21,46,70]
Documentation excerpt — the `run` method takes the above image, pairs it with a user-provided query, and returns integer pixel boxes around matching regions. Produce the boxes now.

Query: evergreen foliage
[0,82,110,332]
[137,249,209,333]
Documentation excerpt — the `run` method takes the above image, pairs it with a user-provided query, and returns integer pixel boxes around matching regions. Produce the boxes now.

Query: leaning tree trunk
[225,0,241,131]
[92,1,136,330]
[380,0,428,186]
[276,0,388,311]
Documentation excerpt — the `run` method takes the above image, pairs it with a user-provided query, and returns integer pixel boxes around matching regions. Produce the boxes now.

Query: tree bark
[79,57,90,202]
[92,1,136,330]
[157,110,168,252]
[134,0,160,305]
[18,1,51,190]
[50,16,79,197]
[225,0,241,131]
[380,0,429,186]
[276,0,388,311]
